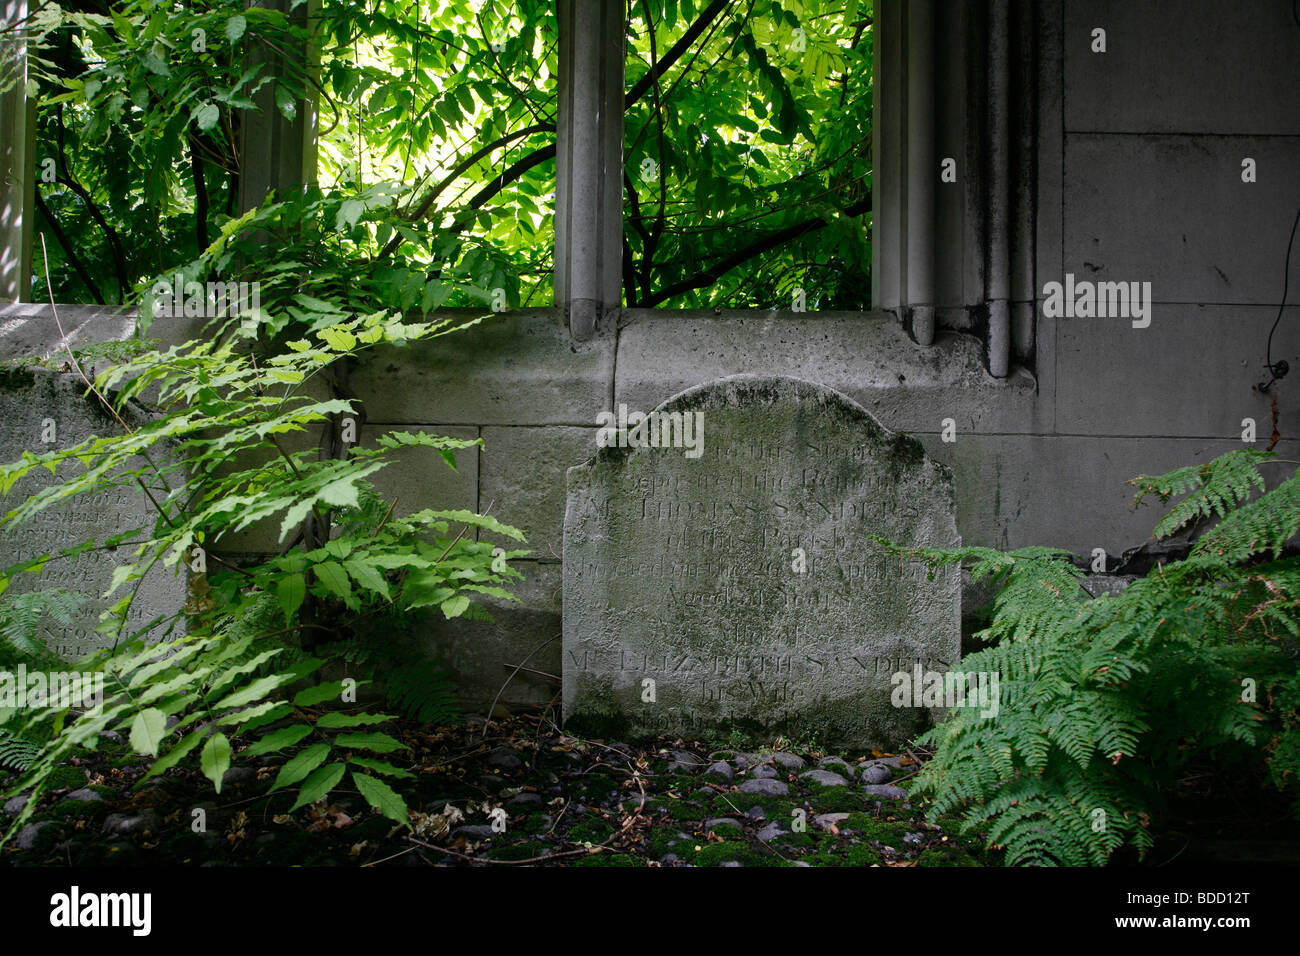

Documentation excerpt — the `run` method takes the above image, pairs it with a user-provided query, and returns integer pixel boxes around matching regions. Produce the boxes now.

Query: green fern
[899,450,1300,866]
[0,588,86,670]
[0,730,41,772]
[1131,448,1272,539]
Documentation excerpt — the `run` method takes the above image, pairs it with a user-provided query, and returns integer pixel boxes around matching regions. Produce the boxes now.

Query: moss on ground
[846,842,884,866]
[45,766,85,789]
[50,799,110,821]
[489,839,549,861]
[567,818,614,844]
[571,850,640,867]
[710,792,794,817]
[572,773,618,802]
[520,812,551,835]
[804,784,869,813]
[665,800,706,822]
[692,839,782,867]
[916,845,979,867]
[844,813,912,846]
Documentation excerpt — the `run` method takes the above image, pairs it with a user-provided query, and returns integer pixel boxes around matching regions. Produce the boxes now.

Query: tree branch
[34,189,105,304]
[641,195,871,307]
[380,123,553,258]
[625,0,731,108]
[189,134,210,254]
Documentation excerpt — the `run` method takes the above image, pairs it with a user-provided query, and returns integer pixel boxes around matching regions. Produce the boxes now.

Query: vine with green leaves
[1,301,528,844]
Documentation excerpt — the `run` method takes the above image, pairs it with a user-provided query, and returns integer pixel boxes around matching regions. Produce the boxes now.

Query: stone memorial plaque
[563,375,960,748]
[0,368,187,660]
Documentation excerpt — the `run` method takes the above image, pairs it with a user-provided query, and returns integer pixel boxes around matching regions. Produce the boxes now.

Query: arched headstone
[0,368,187,659]
[563,375,960,748]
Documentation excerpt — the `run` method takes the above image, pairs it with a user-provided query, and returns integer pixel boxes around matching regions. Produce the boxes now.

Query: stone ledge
[0,304,210,362]
[351,309,614,426]
[615,310,1042,435]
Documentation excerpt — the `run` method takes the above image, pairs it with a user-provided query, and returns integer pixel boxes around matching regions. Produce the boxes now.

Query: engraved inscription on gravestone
[0,368,187,660]
[563,375,961,749]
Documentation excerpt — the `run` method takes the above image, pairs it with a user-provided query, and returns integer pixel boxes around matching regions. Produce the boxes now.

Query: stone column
[554,0,624,341]
[237,0,319,213]
[0,0,32,302]
[873,0,1037,376]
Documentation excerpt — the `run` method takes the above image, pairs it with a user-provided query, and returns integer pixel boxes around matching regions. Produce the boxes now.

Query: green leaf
[275,85,297,122]
[194,102,220,132]
[225,14,247,42]
[347,755,415,779]
[353,771,409,826]
[129,708,167,757]
[210,673,292,712]
[313,560,352,601]
[293,680,360,707]
[335,732,405,754]
[316,712,395,729]
[277,572,306,625]
[245,723,313,756]
[318,326,357,351]
[200,733,232,793]
[441,594,470,619]
[335,199,365,231]
[291,762,347,811]
[343,558,391,600]
[270,743,331,792]
[140,728,204,782]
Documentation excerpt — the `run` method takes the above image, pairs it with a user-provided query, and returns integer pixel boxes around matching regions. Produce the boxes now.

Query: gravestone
[0,368,187,660]
[563,375,960,749]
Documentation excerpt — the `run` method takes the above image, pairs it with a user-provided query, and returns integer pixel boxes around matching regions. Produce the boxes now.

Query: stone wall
[2,1,1296,711]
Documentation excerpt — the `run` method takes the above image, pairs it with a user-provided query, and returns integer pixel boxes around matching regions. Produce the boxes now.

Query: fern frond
[1131,449,1271,540]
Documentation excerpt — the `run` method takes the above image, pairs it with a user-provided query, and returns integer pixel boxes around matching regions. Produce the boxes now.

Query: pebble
[732,753,761,769]
[818,756,854,773]
[903,831,926,844]
[704,817,743,831]
[873,755,910,769]
[450,824,496,841]
[487,748,522,769]
[506,792,543,810]
[4,793,30,817]
[720,861,743,867]
[102,809,160,837]
[813,812,851,831]
[220,767,256,789]
[862,784,908,801]
[744,806,767,821]
[750,764,779,780]
[667,750,706,772]
[801,769,851,787]
[861,764,893,785]
[738,778,789,796]
[703,761,734,783]
[755,822,785,842]
[768,752,806,771]
[63,788,104,804]
[15,821,54,851]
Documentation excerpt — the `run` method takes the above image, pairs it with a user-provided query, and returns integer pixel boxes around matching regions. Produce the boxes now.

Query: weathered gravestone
[563,375,960,749]
[0,368,187,660]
